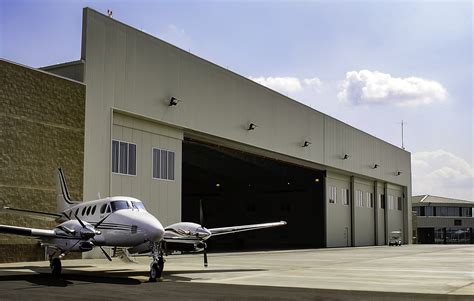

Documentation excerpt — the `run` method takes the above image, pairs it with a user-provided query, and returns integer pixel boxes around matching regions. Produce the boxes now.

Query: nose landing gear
[149,241,164,282]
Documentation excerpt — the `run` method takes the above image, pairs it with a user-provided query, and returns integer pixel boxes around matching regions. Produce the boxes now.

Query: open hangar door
[182,139,325,251]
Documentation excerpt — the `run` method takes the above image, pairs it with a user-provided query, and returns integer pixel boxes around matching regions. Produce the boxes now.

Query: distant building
[412,195,473,244]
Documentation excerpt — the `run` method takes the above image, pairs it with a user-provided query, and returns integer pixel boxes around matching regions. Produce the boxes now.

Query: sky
[1,0,472,200]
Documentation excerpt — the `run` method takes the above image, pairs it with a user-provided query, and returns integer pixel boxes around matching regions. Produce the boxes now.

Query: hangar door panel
[111,119,182,227]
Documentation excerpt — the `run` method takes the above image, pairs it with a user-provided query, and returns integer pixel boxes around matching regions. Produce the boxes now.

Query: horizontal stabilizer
[1,206,62,222]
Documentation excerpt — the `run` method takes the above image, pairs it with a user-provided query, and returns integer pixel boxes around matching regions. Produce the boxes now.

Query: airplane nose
[150,222,165,242]
[144,215,164,242]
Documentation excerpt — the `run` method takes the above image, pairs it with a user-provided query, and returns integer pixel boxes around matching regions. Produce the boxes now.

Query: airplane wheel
[149,262,161,282]
[50,258,62,276]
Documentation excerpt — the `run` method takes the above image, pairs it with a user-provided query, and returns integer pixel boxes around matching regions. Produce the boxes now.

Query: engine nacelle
[163,241,207,253]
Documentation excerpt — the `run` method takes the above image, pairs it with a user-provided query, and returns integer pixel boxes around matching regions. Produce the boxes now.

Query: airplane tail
[56,168,78,213]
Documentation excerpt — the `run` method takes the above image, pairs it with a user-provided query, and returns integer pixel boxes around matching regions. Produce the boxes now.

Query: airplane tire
[149,263,160,282]
[50,258,62,276]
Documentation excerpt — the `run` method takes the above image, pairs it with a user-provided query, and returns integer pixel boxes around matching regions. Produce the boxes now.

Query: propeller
[99,245,112,261]
[199,199,208,268]
[72,211,112,261]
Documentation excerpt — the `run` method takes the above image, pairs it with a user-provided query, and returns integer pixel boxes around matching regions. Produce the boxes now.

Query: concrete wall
[0,59,85,262]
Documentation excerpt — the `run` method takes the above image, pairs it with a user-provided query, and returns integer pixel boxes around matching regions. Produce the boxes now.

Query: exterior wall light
[396,171,402,176]
[302,141,312,147]
[343,154,350,160]
[169,97,181,106]
[248,123,258,130]
[373,164,379,169]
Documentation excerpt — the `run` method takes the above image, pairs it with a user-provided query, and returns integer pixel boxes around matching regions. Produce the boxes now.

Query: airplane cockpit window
[110,200,130,212]
[132,202,146,211]
[106,204,111,213]
[100,204,107,214]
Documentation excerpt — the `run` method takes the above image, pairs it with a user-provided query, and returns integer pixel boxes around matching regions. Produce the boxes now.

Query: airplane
[0,168,287,282]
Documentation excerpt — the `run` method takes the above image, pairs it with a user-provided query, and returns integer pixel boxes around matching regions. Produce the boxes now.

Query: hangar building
[1,8,412,260]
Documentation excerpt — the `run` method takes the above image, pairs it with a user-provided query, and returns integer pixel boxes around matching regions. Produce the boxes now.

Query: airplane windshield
[132,202,146,211]
[110,201,130,212]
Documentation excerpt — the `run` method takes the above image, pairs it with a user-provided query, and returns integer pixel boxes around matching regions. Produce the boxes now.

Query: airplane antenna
[97,192,101,199]
[401,120,406,150]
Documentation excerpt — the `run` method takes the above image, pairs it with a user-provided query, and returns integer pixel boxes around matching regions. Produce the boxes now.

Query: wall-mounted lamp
[302,141,312,147]
[343,154,350,160]
[169,97,181,106]
[248,123,258,130]
[373,164,379,169]
[396,171,402,176]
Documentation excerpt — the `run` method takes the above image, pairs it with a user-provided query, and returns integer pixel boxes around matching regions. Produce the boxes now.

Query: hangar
[1,8,411,260]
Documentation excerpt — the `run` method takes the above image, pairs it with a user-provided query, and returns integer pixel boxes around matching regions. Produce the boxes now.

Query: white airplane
[0,168,286,281]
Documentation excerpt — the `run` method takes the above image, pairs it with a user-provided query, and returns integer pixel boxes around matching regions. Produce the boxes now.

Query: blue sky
[1,0,472,200]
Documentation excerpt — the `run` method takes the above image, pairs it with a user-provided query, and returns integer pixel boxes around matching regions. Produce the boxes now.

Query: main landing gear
[50,257,62,276]
[149,241,165,282]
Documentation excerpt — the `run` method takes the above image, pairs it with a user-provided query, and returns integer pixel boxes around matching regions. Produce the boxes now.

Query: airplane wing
[208,221,287,236]
[1,206,62,222]
[0,224,57,238]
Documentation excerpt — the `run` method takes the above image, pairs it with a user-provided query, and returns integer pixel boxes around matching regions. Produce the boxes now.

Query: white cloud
[412,150,473,200]
[248,76,322,95]
[338,70,448,107]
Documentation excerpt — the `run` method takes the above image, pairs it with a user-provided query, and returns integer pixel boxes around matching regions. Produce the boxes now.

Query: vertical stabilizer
[56,168,76,213]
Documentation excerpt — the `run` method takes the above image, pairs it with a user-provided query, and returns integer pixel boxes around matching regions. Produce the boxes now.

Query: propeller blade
[199,199,204,226]
[73,211,86,228]
[99,246,112,261]
[203,249,208,267]
[95,213,111,228]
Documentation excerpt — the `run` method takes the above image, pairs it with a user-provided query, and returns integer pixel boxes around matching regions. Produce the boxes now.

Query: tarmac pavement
[0,244,472,300]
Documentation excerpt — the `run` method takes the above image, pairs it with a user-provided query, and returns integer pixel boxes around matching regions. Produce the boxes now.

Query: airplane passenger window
[91,205,96,215]
[100,204,107,214]
[86,206,91,216]
[81,207,86,216]
[75,208,79,216]
[111,200,129,212]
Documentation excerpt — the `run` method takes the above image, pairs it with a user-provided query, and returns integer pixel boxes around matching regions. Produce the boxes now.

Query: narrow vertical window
[397,197,402,211]
[112,140,119,173]
[168,151,175,180]
[119,142,128,174]
[128,144,136,176]
[153,148,161,179]
[161,149,168,179]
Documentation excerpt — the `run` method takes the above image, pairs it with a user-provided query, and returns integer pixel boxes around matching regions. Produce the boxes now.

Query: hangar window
[388,195,394,210]
[379,194,385,209]
[461,207,472,217]
[356,190,364,207]
[341,188,350,206]
[112,140,137,176]
[328,186,337,204]
[367,192,374,208]
[397,197,402,211]
[153,148,175,180]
